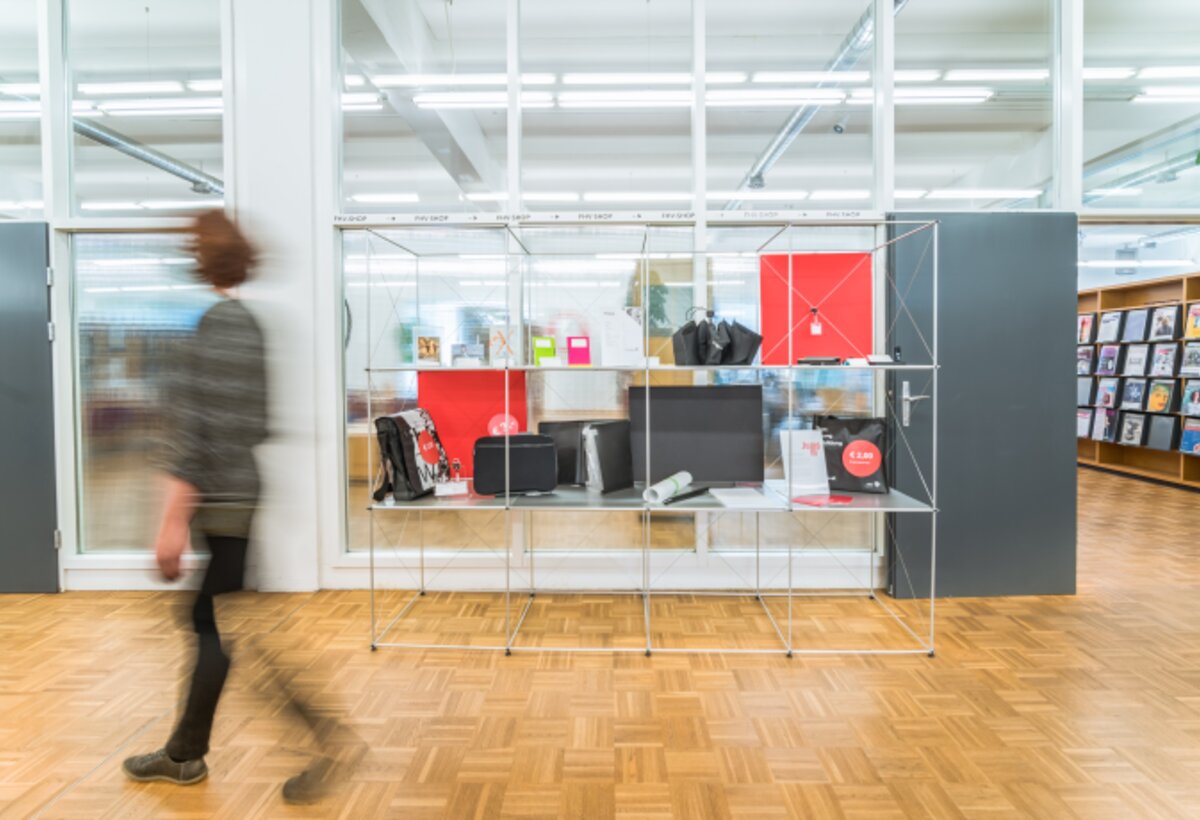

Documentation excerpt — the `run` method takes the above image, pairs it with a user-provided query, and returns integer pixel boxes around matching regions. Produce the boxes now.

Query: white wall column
[1053,0,1084,210]
[227,0,339,591]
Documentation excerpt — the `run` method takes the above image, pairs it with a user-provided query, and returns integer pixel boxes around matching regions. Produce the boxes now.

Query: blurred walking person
[121,211,345,804]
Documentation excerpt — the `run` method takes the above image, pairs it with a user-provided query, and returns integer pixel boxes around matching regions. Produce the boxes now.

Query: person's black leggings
[164,533,247,762]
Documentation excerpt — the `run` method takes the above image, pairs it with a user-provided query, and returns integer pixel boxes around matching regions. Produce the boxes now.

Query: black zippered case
[473,433,558,495]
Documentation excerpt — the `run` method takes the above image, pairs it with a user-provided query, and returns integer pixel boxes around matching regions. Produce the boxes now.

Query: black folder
[582,420,634,494]
[538,419,607,485]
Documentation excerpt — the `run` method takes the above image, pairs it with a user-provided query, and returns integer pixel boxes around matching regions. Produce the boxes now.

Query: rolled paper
[643,471,693,504]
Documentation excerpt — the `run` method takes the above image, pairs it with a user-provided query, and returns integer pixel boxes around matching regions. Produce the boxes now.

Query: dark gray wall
[888,212,1077,598]
[0,222,59,593]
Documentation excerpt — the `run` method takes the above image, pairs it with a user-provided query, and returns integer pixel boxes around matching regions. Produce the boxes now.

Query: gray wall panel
[888,212,1077,598]
[0,222,58,592]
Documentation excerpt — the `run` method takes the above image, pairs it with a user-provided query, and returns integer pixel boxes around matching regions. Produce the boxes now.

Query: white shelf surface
[365,363,935,374]
[369,482,933,514]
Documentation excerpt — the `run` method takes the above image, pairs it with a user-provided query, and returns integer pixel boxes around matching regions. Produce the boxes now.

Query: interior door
[0,222,59,592]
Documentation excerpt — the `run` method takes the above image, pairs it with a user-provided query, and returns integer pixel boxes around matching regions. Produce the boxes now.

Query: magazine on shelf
[1097,311,1124,343]
[1077,313,1096,344]
[1149,305,1181,340]
[1077,377,1095,406]
[1146,414,1179,451]
[1184,380,1200,415]
[1096,378,1121,409]
[1122,308,1150,343]
[1118,412,1147,447]
[1185,303,1200,339]
[1150,343,1179,377]
[1146,380,1177,413]
[1077,408,1093,438]
[1180,342,1200,377]
[1123,344,1150,377]
[1091,408,1117,442]
[1120,379,1146,411]
[1077,346,1095,375]
[1096,344,1121,376]
[1181,418,1200,454]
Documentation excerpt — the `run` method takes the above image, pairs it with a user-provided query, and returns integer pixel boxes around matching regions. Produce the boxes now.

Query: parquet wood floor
[3,469,1200,819]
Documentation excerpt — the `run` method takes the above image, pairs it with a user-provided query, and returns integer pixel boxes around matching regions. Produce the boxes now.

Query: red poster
[759,253,874,364]
[417,371,527,477]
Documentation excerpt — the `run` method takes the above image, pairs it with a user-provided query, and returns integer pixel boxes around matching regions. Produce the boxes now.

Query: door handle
[901,380,930,428]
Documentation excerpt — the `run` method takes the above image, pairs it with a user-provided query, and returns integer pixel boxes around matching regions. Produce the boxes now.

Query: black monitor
[629,385,764,484]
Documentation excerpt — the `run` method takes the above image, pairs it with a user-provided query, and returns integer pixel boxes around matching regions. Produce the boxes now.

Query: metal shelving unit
[352,218,938,657]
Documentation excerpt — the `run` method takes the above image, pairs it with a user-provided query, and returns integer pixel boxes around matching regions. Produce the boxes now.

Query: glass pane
[1078,224,1200,289]
[895,0,1054,210]
[0,0,42,218]
[341,0,507,213]
[1084,1,1200,209]
[519,0,692,211]
[706,0,875,210]
[75,233,217,552]
[68,0,224,216]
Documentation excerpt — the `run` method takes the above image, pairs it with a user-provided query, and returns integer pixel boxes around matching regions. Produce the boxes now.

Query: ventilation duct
[74,118,224,196]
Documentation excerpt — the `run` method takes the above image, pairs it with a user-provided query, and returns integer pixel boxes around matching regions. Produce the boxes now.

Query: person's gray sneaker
[122,749,208,785]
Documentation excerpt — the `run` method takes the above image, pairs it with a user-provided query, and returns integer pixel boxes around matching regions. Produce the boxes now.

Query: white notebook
[708,488,767,509]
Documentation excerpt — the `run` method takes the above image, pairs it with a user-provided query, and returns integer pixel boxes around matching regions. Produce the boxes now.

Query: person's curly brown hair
[189,210,257,289]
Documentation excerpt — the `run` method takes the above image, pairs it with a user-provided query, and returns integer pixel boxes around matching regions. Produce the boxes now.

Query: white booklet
[709,488,768,509]
[779,429,830,497]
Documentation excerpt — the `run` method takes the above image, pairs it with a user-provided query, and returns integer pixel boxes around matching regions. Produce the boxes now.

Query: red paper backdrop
[759,252,874,364]
[417,371,527,477]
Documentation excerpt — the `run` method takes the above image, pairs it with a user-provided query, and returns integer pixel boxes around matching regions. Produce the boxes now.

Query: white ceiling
[1,0,1200,218]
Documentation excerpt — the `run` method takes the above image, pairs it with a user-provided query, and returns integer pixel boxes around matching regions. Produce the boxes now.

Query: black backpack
[372,409,450,502]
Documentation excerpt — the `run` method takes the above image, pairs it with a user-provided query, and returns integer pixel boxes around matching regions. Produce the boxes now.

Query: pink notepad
[567,336,591,366]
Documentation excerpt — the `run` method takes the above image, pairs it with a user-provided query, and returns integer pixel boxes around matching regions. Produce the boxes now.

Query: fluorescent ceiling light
[1138,66,1200,79]
[809,190,871,201]
[706,190,809,201]
[707,88,845,106]
[705,72,748,84]
[942,68,1049,82]
[341,92,382,104]
[413,91,552,109]
[895,189,927,199]
[563,72,692,85]
[99,96,222,111]
[0,82,40,96]
[0,101,39,112]
[0,200,43,210]
[342,103,384,112]
[464,192,508,202]
[138,200,224,210]
[582,192,691,203]
[1082,67,1135,81]
[78,80,184,95]
[752,70,869,84]
[1134,91,1200,103]
[373,73,554,87]
[1087,187,1143,198]
[848,86,992,105]
[558,90,690,108]
[344,74,365,87]
[894,69,942,83]
[186,79,223,92]
[925,188,1041,199]
[80,201,144,211]
[1078,259,1194,269]
[107,108,223,117]
[92,256,194,267]
[350,193,420,204]
[523,192,580,202]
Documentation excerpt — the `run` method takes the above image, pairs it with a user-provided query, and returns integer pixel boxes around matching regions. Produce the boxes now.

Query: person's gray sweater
[156,297,267,537]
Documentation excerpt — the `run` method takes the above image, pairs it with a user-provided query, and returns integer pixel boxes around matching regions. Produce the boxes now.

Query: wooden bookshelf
[1077,273,1200,490]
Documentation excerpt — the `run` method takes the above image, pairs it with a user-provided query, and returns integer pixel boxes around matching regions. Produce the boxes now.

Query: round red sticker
[417,431,440,464]
[487,413,519,436]
[842,439,881,478]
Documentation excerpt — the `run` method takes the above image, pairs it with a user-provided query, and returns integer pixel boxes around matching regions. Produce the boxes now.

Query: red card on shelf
[417,371,527,477]
[759,253,873,364]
